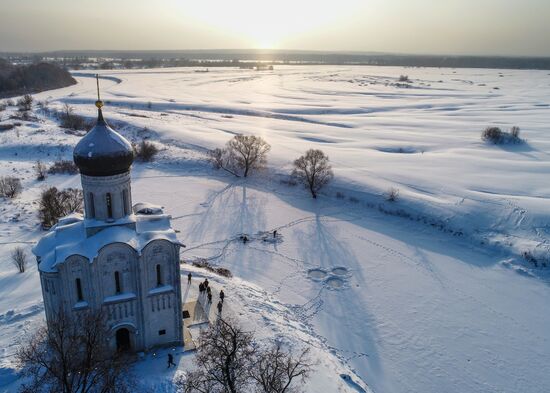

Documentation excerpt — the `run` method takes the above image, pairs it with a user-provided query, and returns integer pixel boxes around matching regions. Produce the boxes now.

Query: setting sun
[178,0,364,49]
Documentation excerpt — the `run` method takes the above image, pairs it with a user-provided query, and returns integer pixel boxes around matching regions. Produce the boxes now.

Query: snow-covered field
[1,65,550,392]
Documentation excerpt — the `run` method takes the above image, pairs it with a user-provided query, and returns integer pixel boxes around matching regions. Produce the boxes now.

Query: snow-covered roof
[133,202,164,215]
[33,211,183,273]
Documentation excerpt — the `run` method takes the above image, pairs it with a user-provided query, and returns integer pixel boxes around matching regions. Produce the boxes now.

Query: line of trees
[208,134,334,199]
[0,59,76,97]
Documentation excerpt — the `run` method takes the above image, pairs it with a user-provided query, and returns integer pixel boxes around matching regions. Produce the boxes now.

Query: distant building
[33,95,183,352]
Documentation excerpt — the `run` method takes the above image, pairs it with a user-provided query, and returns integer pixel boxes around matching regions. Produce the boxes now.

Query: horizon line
[2,48,550,59]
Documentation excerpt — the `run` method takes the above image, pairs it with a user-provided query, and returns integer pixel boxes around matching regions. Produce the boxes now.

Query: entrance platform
[181,276,224,352]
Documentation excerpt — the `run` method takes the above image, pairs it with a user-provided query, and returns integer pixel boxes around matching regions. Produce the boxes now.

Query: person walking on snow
[167,353,176,368]
[220,289,225,303]
[199,282,204,294]
[206,286,211,295]
[217,300,223,314]
[204,278,209,288]
[208,292,212,304]
[187,272,192,285]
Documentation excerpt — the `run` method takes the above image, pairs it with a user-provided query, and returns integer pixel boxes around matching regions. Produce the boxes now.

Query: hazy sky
[1,0,549,56]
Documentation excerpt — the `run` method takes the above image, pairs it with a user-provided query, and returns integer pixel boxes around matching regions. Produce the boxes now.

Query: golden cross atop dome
[95,74,104,109]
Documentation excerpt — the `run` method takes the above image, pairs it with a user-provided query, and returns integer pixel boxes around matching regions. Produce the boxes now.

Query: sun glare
[179,0,363,49]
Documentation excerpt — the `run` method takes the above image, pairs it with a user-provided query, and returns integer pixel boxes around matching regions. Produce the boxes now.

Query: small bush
[482,126,523,144]
[17,94,33,111]
[59,104,89,131]
[6,99,15,106]
[386,187,400,202]
[522,251,539,267]
[0,176,22,198]
[39,187,83,229]
[134,139,159,162]
[35,161,47,181]
[399,75,410,82]
[482,127,503,143]
[48,160,78,175]
[11,247,27,273]
[215,267,233,278]
[0,102,6,112]
[190,259,233,278]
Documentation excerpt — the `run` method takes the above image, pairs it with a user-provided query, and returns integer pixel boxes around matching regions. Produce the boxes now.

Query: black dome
[73,109,134,177]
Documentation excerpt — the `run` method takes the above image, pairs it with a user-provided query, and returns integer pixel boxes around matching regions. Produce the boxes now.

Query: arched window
[76,278,83,301]
[89,193,95,218]
[122,189,129,216]
[114,271,121,294]
[156,264,162,287]
[106,193,113,218]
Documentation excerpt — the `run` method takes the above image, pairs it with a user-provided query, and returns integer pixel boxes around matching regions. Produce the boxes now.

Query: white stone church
[33,98,184,352]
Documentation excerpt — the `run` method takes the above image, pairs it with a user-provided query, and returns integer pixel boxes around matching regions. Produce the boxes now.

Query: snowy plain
[1,65,550,392]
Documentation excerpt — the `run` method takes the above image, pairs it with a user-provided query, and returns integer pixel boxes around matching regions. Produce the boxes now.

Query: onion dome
[73,87,134,177]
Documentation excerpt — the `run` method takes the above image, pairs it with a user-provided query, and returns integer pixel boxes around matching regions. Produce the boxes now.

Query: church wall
[95,243,146,351]
[37,237,183,353]
[57,255,92,309]
[40,271,62,323]
[96,243,139,298]
[140,240,183,349]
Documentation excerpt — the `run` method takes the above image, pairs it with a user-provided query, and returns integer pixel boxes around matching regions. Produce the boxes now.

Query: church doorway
[116,328,131,352]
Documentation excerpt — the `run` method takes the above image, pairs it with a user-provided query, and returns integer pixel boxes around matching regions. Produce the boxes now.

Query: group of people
[168,273,228,369]
[188,272,226,314]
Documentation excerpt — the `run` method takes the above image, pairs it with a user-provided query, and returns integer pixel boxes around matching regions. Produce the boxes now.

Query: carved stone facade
[39,239,183,351]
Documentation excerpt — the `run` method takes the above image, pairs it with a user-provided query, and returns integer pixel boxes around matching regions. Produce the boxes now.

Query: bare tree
[39,187,83,229]
[292,149,334,199]
[0,176,22,198]
[11,247,27,273]
[16,310,134,393]
[209,135,271,178]
[35,161,47,181]
[208,148,240,177]
[249,345,313,393]
[227,135,271,177]
[176,317,256,393]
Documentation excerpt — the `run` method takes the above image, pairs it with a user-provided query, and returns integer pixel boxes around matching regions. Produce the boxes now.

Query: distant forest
[0,59,76,98]
[2,50,550,71]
